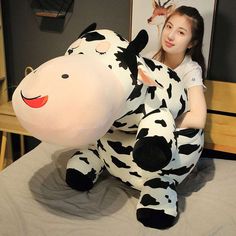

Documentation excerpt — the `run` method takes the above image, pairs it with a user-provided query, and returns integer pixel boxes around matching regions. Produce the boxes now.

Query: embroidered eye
[95,49,106,55]
[61,74,69,79]
[95,41,110,55]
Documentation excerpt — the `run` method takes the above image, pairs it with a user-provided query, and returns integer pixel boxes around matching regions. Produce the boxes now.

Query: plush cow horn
[127,30,149,54]
[78,23,97,38]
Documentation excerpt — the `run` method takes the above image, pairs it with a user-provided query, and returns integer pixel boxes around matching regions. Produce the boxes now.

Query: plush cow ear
[137,63,163,88]
[78,23,97,38]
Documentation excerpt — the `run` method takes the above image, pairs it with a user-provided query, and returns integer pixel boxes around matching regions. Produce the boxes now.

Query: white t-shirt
[174,55,205,90]
[144,52,205,90]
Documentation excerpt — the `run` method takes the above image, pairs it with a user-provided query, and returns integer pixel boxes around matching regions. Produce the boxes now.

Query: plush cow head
[12,24,159,147]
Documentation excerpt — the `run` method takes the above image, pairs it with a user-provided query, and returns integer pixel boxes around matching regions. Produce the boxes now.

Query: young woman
[151,6,207,129]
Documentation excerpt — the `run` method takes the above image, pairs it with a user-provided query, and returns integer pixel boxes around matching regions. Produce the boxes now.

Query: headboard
[204,80,236,154]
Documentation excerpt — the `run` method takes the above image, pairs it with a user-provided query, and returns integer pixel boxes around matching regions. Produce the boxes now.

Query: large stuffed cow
[12,24,204,229]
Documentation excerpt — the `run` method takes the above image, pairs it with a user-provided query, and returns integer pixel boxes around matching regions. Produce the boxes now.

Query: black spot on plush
[107,141,133,155]
[111,156,131,169]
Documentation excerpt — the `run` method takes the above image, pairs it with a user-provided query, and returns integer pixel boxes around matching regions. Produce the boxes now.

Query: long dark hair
[153,6,206,78]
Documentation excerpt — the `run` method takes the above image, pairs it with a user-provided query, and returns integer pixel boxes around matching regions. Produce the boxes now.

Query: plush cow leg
[136,176,177,229]
[66,147,104,191]
[173,128,204,183]
[136,129,204,229]
[133,108,177,171]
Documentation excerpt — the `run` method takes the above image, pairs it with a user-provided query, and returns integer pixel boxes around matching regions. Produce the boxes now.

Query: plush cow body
[13,24,204,229]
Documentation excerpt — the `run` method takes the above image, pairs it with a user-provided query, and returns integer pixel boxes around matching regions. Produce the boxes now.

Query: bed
[0,142,235,236]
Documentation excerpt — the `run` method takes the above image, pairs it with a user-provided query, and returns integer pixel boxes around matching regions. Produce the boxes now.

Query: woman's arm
[175,85,207,129]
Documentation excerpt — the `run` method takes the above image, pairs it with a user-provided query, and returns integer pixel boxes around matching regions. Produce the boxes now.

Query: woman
[151,6,207,129]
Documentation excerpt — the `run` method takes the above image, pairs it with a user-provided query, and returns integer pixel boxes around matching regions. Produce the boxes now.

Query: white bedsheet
[0,142,236,236]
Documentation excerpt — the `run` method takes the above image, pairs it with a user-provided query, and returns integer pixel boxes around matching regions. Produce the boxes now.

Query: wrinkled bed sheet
[0,142,235,236]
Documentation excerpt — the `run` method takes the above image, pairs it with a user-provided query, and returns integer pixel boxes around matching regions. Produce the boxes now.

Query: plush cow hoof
[66,168,94,191]
[133,137,172,171]
[137,208,176,229]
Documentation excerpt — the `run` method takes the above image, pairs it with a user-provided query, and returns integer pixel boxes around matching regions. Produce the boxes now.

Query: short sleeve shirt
[174,55,206,89]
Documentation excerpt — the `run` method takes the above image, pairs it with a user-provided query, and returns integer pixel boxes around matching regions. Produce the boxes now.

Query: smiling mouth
[21,91,48,108]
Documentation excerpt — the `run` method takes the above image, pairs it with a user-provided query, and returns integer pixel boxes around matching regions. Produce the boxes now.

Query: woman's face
[161,14,193,56]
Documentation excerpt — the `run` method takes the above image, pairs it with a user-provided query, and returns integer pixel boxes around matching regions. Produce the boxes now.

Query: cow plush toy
[12,24,204,229]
